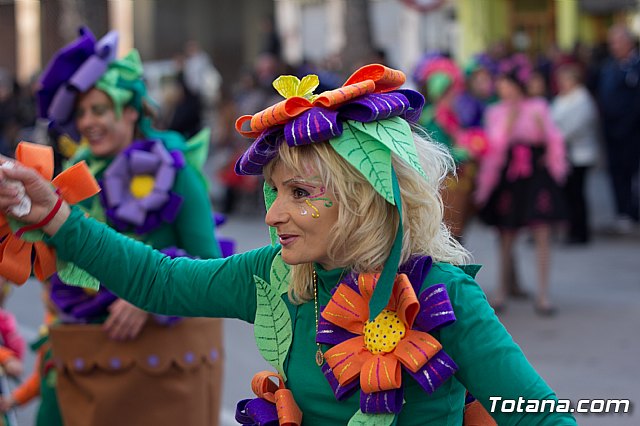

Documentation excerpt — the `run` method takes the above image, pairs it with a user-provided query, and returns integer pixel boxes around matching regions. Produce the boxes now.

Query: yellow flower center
[130,175,155,198]
[363,309,406,354]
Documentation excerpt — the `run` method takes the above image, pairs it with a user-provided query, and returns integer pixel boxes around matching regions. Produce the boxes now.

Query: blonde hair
[263,127,471,304]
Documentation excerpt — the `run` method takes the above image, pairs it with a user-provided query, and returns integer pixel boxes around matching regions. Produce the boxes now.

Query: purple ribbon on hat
[235,89,424,176]
[37,26,118,139]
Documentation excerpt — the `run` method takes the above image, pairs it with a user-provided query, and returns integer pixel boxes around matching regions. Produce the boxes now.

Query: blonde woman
[0,65,575,425]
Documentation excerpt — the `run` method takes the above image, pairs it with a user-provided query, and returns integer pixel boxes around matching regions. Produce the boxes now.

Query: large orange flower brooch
[317,256,458,414]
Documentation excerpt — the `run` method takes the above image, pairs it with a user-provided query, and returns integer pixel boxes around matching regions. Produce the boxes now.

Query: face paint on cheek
[305,199,320,218]
[306,186,334,208]
[299,205,308,216]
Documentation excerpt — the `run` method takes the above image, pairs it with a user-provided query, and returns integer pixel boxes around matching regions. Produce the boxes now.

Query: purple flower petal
[321,362,360,401]
[170,150,186,169]
[339,93,410,122]
[235,398,279,426]
[138,190,169,210]
[129,149,161,174]
[136,212,162,234]
[395,89,425,123]
[235,127,283,176]
[414,284,456,333]
[360,387,404,414]
[406,351,457,395]
[284,108,341,147]
[398,255,433,296]
[316,316,359,346]
[116,199,147,226]
[159,192,183,223]
[154,165,176,192]
[151,139,175,164]
[102,175,126,207]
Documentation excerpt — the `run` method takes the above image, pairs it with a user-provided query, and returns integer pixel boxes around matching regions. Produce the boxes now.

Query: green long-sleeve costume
[46,208,576,425]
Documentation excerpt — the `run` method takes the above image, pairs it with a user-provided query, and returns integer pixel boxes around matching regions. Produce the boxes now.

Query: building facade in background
[0,0,638,87]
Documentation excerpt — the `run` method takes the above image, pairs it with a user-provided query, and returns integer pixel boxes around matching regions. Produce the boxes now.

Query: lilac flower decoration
[102,139,185,234]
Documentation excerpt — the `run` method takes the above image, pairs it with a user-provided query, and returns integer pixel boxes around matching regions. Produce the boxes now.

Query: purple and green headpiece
[37,26,147,140]
[234,64,427,320]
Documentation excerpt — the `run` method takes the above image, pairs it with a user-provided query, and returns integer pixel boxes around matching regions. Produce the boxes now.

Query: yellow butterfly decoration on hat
[272,74,320,101]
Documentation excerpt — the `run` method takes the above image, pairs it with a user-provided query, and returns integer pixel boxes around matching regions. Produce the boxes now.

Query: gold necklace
[313,268,346,367]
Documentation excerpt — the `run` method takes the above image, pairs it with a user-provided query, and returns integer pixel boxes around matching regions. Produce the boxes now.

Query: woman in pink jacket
[476,55,567,316]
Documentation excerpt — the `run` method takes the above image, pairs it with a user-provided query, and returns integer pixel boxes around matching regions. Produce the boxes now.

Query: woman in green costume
[15,27,225,426]
[0,64,575,425]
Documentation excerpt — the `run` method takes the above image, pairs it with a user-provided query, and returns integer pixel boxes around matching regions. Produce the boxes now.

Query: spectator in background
[551,64,600,244]
[597,25,640,233]
[166,72,203,139]
[476,55,567,316]
[0,70,17,157]
[183,40,222,110]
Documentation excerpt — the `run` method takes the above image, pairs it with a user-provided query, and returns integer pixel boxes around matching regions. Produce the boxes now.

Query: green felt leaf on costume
[88,196,107,224]
[330,121,394,204]
[347,410,395,426]
[263,182,279,246]
[46,369,57,388]
[253,274,292,380]
[7,216,44,242]
[270,251,291,295]
[350,117,427,180]
[184,128,211,171]
[56,260,100,290]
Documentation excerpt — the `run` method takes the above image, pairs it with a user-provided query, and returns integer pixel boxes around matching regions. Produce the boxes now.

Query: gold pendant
[315,348,324,366]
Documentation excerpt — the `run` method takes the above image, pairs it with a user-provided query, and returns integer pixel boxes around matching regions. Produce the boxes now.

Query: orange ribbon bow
[235,64,406,138]
[0,141,100,284]
[251,371,302,426]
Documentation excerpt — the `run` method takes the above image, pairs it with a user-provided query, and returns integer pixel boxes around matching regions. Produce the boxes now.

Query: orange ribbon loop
[250,371,302,426]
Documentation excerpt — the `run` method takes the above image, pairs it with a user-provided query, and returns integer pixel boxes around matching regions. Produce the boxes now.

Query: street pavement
[5,169,639,425]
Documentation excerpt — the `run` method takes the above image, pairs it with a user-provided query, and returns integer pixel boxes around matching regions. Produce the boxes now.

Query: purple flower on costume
[50,247,192,323]
[317,256,458,414]
[101,139,185,234]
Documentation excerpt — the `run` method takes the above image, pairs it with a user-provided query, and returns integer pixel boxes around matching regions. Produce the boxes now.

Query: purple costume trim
[235,398,279,426]
[50,247,192,323]
[235,90,424,176]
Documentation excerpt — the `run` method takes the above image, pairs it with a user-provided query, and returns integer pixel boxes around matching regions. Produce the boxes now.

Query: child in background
[0,276,26,426]
[0,281,62,426]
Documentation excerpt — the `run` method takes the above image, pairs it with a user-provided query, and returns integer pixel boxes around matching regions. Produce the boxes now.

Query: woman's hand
[0,395,15,413]
[0,157,70,235]
[103,299,149,341]
[2,357,23,378]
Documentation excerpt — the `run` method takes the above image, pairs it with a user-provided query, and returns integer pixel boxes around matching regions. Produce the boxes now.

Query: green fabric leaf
[458,264,482,279]
[7,216,44,242]
[56,259,100,290]
[253,274,292,380]
[263,182,278,246]
[183,128,211,171]
[270,251,291,295]
[88,196,107,224]
[349,117,427,180]
[330,121,394,204]
[347,410,395,426]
